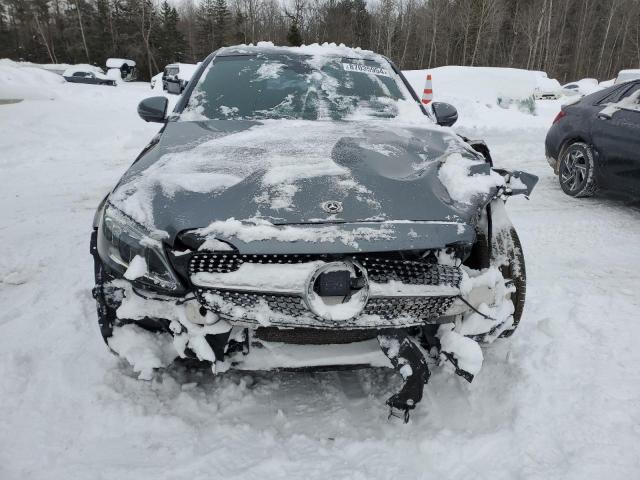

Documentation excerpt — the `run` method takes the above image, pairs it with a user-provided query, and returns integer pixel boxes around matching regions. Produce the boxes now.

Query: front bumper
[91,219,509,372]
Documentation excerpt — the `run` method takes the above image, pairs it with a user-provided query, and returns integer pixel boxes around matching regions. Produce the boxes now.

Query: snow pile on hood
[0,59,65,100]
[196,217,395,248]
[438,152,504,204]
[110,117,459,229]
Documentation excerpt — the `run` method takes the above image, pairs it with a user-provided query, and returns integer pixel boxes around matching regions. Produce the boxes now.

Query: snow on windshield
[179,53,412,121]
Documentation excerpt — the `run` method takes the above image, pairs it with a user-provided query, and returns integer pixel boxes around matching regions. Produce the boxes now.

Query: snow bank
[5,61,104,76]
[404,66,539,105]
[403,66,564,131]
[0,59,65,100]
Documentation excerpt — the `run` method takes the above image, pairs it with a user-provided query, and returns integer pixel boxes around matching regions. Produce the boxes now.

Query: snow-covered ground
[1,65,640,479]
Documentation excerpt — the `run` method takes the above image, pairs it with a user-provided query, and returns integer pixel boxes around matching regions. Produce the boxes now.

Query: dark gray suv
[90,44,536,419]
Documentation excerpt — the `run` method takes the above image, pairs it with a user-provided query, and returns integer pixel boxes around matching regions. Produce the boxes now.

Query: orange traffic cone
[422,74,433,105]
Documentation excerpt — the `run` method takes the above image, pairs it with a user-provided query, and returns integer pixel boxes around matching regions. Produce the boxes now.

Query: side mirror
[432,102,458,127]
[138,96,168,123]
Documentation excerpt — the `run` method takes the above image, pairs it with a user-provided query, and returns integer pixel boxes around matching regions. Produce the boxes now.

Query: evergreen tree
[156,1,185,65]
[232,9,246,44]
[352,0,370,49]
[287,21,302,46]
[213,0,230,49]
[196,0,215,57]
[90,0,114,66]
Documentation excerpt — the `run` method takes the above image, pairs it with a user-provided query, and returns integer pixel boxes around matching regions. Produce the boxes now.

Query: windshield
[179,54,409,121]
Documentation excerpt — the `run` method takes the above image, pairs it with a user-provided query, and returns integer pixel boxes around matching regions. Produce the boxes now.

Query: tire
[92,253,170,345]
[558,142,598,197]
[464,226,526,338]
[493,227,526,338]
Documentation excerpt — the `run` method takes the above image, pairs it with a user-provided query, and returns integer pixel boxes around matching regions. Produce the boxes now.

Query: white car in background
[533,74,561,100]
[561,78,601,97]
[615,69,640,84]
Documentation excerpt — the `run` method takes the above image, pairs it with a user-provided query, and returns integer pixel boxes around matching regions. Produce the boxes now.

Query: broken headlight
[98,203,182,293]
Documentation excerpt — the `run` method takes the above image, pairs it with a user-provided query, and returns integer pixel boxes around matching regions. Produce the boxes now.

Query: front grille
[189,252,460,286]
[189,252,461,329]
[195,287,456,329]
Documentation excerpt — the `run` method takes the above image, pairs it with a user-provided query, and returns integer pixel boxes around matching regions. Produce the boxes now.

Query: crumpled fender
[493,169,539,198]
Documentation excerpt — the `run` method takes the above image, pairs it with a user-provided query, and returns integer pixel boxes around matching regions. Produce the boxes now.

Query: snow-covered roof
[62,66,108,79]
[106,58,136,68]
[615,69,640,84]
[216,42,384,62]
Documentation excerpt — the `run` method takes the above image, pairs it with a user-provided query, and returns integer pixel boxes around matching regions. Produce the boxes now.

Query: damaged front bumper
[91,207,519,421]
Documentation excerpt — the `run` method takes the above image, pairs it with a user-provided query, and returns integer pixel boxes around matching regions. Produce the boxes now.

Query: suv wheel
[494,227,526,338]
[463,225,526,338]
[559,142,598,197]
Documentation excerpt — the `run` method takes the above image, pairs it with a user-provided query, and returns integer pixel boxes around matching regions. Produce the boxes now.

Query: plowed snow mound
[0,59,65,100]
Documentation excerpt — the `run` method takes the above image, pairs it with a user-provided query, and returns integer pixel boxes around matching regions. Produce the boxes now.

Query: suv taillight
[552,110,567,124]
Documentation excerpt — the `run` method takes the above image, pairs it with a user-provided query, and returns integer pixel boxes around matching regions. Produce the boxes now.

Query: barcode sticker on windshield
[342,63,391,77]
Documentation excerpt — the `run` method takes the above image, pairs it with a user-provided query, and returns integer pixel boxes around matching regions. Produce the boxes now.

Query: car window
[620,83,640,101]
[181,54,408,121]
[73,72,88,77]
[597,84,639,104]
[565,84,578,89]
[620,90,640,113]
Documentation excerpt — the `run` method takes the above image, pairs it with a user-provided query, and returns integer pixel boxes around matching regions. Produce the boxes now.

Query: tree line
[1,0,639,82]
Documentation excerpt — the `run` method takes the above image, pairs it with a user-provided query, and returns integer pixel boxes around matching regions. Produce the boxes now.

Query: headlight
[98,203,182,292]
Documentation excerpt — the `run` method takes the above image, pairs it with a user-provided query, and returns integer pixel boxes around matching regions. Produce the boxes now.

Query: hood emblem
[322,200,343,214]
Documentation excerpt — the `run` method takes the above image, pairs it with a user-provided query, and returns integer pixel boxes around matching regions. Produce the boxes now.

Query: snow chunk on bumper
[108,324,177,380]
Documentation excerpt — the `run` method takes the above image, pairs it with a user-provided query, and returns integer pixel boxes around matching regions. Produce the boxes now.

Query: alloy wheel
[560,148,588,194]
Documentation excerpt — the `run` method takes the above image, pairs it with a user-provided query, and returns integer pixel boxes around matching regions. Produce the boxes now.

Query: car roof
[215,42,386,63]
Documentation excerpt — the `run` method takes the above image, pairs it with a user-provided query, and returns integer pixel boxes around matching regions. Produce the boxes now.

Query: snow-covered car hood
[110,118,502,246]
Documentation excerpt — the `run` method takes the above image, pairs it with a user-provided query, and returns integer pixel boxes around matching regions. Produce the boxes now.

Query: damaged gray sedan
[90,43,537,420]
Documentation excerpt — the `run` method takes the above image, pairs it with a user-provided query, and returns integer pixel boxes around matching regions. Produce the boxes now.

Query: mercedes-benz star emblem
[321,200,343,214]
